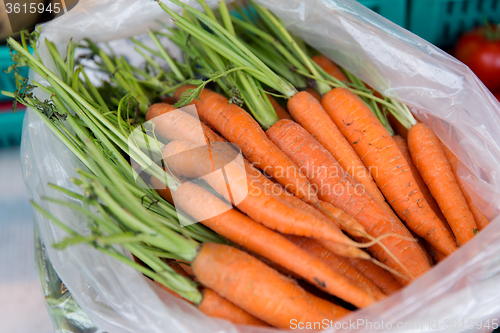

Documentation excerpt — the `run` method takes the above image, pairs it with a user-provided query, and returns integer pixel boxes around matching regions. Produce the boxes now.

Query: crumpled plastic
[21,0,500,332]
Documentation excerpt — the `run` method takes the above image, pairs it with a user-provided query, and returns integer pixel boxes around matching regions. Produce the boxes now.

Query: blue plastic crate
[409,0,500,47]
[1,44,29,147]
[0,45,29,102]
[0,109,25,148]
[358,0,408,28]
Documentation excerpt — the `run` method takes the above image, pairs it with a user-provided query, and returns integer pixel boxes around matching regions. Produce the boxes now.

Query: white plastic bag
[22,0,500,332]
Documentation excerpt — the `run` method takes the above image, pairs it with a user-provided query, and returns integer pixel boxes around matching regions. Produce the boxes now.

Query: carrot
[168,181,383,307]
[244,154,368,240]
[154,171,350,271]
[408,123,477,246]
[393,135,446,223]
[266,94,292,120]
[242,161,368,238]
[425,243,446,264]
[305,88,322,102]
[283,235,384,295]
[287,91,393,215]
[153,176,175,204]
[246,172,368,252]
[266,119,432,284]
[161,95,177,105]
[162,140,368,259]
[193,242,351,328]
[317,201,367,238]
[168,259,193,278]
[197,289,270,327]
[146,102,178,120]
[146,103,225,146]
[440,143,490,231]
[311,55,348,82]
[146,107,367,242]
[156,260,268,326]
[387,113,409,140]
[155,170,366,268]
[345,258,403,295]
[146,189,353,326]
[177,262,196,280]
[322,88,458,256]
[393,135,453,262]
[174,85,318,205]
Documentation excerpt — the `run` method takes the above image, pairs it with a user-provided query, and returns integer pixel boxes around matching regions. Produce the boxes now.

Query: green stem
[230,16,308,75]
[148,30,186,81]
[36,198,201,303]
[252,2,330,94]
[158,0,297,99]
[218,1,278,128]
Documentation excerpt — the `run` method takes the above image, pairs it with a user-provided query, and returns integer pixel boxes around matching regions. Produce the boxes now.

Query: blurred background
[1,2,79,333]
[0,0,498,332]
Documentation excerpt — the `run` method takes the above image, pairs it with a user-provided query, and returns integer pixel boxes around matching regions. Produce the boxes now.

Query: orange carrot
[267,94,292,120]
[146,108,367,242]
[168,259,192,278]
[147,101,369,241]
[161,95,177,105]
[317,201,367,238]
[243,162,368,238]
[408,123,477,246]
[198,289,269,327]
[193,243,351,328]
[305,88,322,102]
[287,91,392,215]
[266,119,432,284]
[146,102,178,120]
[169,181,383,307]
[284,235,384,295]
[177,262,196,280]
[387,113,409,140]
[312,55,348,82]
[146,103,225,146]
[425,243,446,264]
[154,181,175,205]
[345,258,403,295]
[156,260,268,326]
[393,135,446,223]
[440,143,490,231]
[246,156,368,239]
[162,140,367,259]
[322,88,458,256]
[174,86,318,205]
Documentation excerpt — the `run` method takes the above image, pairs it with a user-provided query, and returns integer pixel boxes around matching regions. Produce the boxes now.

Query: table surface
[0,147,53,333]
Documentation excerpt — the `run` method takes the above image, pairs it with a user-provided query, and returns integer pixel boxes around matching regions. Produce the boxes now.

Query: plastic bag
[21,0,500,332]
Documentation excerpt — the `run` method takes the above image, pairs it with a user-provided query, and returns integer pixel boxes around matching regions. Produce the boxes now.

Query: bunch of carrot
[3,0,491,330]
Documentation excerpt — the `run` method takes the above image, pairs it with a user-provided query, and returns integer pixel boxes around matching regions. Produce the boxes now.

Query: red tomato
[455,25,500,90]
[494,91,500,102]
